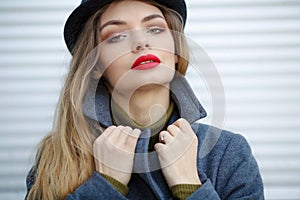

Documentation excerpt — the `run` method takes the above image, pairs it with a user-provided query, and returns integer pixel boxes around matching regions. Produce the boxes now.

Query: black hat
[63,0,187,54]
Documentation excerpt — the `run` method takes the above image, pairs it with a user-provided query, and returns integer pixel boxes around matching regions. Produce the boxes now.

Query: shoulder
[192,122,253,161]
[192,123,264,199]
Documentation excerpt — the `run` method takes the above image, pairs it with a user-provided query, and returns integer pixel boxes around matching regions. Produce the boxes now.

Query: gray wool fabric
[25,75,264,199]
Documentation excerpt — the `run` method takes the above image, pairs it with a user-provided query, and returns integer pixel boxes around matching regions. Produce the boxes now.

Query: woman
[25,0,264,199]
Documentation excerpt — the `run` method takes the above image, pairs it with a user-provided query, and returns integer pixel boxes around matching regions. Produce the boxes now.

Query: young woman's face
[97,0,177,95]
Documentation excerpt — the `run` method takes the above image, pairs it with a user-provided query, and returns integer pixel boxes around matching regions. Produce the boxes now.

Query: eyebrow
[99,14,165,32]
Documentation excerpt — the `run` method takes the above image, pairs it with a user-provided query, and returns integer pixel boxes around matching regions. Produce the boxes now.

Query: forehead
[100,0,163,24]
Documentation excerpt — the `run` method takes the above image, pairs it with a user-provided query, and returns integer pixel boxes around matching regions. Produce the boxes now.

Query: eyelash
[147,27,165,34]
[107,34,127,43]
[106,27,166,43]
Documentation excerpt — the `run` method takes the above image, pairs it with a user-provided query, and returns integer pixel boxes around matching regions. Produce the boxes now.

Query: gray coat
[26,75,264,199]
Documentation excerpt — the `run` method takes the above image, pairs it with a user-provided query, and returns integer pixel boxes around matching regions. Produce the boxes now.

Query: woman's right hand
[93,126,141,185]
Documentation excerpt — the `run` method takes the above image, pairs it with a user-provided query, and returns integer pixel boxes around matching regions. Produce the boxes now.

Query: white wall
[185,0,300,199]
[0,0,299,199]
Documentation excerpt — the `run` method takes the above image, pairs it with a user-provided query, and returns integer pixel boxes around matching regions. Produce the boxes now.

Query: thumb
[154,143,165,152]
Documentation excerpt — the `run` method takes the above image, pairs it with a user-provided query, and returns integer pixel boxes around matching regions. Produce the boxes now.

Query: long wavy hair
[26,0,189,199]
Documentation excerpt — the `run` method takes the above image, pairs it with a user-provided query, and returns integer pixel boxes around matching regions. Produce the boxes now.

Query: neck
[111,84,170,126]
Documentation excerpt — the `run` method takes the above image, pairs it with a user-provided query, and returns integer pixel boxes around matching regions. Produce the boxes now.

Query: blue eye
[147,27,165,35]
[107,34,127,43]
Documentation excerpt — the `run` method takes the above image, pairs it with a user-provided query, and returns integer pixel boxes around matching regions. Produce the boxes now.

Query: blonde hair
[26,1,189,199]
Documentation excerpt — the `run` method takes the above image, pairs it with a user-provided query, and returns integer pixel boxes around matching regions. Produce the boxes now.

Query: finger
[172,118,184,128]
[154,142,165,152]
[130,128,141,139]
[124,129,141,152]
[116,126,130,143]
[121,126,133,135]
[180,118,195,136]
[121,126,141,140]
[124,128,141,144]
[159,131,173,144]
[105,127,129,153]
[93,126,118,154]
[107,126,122,144]
[173,118,194,135]
[95,126,116,144]
[102,126,117,137]
[117,126,132,141]
[167,124,181,137]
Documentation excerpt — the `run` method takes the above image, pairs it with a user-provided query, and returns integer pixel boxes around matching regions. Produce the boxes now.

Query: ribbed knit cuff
[170,184,202,200]
[100,173,129,196]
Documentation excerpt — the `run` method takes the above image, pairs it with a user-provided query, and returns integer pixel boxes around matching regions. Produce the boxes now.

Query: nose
[133,43,150,53]
[131,30,150,53]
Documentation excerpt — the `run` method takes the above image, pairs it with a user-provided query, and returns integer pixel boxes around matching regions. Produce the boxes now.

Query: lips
[131,54,161,70]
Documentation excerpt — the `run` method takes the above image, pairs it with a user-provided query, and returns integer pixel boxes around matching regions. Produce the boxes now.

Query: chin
[138,68,174,86]
[112,76,173,96]
[112,65,175,93]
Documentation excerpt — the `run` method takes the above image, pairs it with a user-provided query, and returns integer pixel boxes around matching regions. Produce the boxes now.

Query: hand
[154,118,201,187]
[93,126,141,185]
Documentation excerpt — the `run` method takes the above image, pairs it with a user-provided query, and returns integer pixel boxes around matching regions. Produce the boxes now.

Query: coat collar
[82,74,207,127]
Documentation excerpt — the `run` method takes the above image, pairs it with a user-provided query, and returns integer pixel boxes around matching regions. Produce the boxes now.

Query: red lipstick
[131,54,161,70]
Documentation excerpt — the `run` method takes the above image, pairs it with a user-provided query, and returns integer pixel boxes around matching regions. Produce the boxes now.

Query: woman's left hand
[154,118,201,187]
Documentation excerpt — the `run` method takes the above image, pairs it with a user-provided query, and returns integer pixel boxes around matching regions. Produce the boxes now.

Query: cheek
[150,32,176,54]
[102,58,129,88]
[102,64,120,87]
[99,42,132,71]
